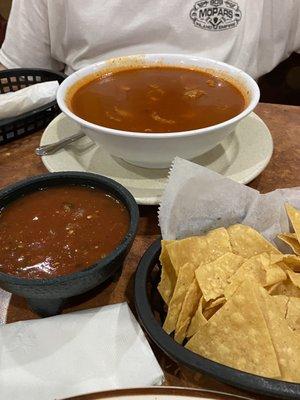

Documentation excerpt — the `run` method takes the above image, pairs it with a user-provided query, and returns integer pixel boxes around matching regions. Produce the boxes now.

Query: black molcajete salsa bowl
[134,238,300,400]
[0,172,139,317]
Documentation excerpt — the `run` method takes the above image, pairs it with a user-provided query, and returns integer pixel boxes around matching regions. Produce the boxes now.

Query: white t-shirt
[1,0,300,78]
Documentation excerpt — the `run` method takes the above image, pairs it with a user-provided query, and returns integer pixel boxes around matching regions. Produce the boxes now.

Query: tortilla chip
[203,297,226,320]
[256,286,300,382]
[285,204,300,244]
[174,279,201,344]
[166,228,232,277]
[278,233,300,255]
[282,255,300,272]
[159,222,300,382]
[158,240,176,304]
[227,224,281,258]
[269,278,300,297]
[205,228,232,262]
[267,282,281,294]
[166,237,207,275]
[174,318,190,344]
[205,297,226,310]
[225,253,286,299]
[195,253,244,302]
[186,296,207,338]
[186,279,281,378]
[269,253,285,264]
[272,295,289,318]
[263,262,287,287]
[286,297,300,331]
[274,295,300,331]
[163,262,196,334]
[286,270,300,289]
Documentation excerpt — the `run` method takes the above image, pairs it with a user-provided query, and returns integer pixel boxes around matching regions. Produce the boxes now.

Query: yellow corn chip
[272,295,289,318]
[203,297,226,320]
[158,221,300,383]
[260,253,284,266]
[205,297,226,310]
[282,254,300,271]
[225,253,286,299]
[263,262,287,287]
[186,296,207,338]
[278,233,300,255]
[273,295,300,331]
[195,252,244,301]
[166,237,207,275]
[163,262,196,334]
[286,270,300,289]
[256,286,300,383]
[205,228,232,262]
[158,240,176,304]
[269,278,300,297]
[260,254,287,286]
[285,204,300,244]
[174,319,190,344]
[186,279,281,378]
[286,297,300,331]
[174,279,201,344]
[227,224,281,258]
[166,228,232,277]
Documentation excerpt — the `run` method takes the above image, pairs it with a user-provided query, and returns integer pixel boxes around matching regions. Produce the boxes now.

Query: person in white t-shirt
[0,0,299,78]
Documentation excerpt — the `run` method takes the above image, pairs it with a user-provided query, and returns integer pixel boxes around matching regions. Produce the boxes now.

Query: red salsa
[0,185,130,279]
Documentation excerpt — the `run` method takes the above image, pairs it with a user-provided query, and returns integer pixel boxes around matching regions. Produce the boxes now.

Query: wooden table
[0,103,299,399]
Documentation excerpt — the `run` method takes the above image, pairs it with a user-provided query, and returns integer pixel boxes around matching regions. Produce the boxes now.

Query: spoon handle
[35,132,85,156]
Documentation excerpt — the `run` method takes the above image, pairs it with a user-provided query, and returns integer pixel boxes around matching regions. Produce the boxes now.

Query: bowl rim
[134,238,300,400]
[57,53,260,139]
[0,171,139,286]
[65,386,254,400]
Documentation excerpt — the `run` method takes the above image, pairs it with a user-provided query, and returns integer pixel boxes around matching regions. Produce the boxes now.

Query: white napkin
[159,157,300,245]
[0,81,59,120]
[0,303,164,400]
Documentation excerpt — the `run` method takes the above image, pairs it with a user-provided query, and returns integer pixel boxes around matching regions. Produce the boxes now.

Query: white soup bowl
[57,54,260,169]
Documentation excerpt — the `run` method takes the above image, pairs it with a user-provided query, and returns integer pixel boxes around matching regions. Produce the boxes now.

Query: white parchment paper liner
[159,157,300,246]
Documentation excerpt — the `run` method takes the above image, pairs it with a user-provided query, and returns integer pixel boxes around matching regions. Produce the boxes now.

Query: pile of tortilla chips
[158,204,300,382]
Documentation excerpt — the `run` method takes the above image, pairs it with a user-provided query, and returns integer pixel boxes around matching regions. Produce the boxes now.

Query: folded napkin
[0,303,164,400]
[0,81,59,120]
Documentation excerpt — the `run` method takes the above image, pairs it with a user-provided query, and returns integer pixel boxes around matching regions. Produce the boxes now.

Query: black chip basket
[0,68,66,145]
[134,238,300,400]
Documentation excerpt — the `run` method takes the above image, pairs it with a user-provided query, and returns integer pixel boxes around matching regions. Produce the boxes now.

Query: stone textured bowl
[0,172,139,317]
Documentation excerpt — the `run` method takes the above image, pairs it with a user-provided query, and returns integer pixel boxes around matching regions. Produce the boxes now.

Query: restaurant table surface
[0,103,299,400]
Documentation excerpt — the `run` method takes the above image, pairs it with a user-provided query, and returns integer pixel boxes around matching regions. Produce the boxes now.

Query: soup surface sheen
[0,186,130,279]
[70,66,245,133]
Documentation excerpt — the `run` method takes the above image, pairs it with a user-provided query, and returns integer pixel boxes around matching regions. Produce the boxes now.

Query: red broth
[70,66,245,133]
[0,186,130,279]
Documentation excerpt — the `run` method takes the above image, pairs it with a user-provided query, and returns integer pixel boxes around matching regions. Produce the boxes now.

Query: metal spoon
[35,132,85,156]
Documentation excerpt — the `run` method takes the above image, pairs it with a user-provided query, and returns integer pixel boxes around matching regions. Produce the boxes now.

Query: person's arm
[0,0,64,71]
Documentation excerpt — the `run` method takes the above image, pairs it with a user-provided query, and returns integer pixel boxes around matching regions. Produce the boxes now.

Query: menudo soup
[70,66,245,133]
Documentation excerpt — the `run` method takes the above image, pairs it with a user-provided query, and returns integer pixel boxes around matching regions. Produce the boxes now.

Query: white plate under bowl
[40,113,273,205]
